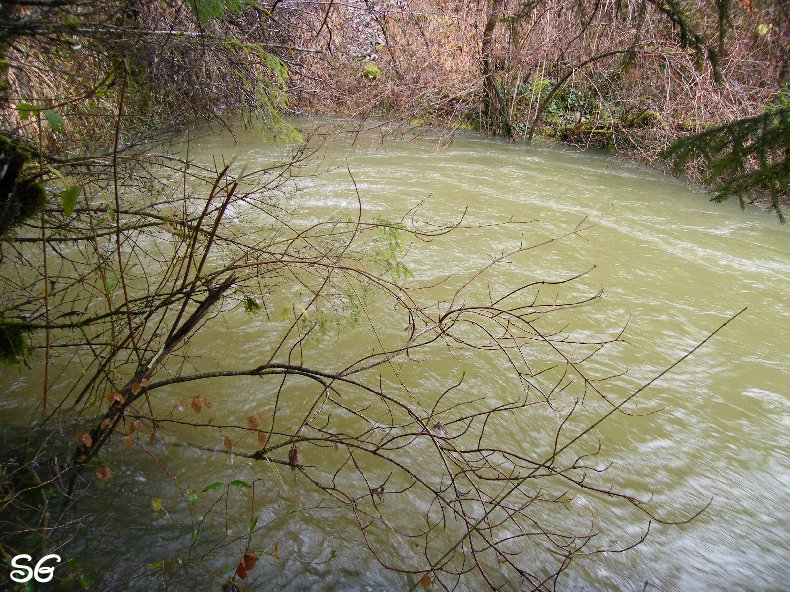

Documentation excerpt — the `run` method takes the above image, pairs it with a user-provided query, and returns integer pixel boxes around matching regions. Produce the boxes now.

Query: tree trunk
[481,0,510,136]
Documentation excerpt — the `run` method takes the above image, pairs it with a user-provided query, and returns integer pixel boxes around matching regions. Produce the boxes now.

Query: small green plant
[773,84,790,109]
[529,75,551,97]
[363,61,381,80]
[372,217,412,281]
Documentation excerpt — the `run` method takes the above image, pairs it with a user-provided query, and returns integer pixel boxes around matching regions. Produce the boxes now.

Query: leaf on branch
[16,102,36,120]
[202,482,224,493]
[420,573,432,588]
[273,543,280,561]
[191,397,202,413]
[229,479,250,489]
[247,415,259,429]
[152,498,162,512]
[123,435,134,448]
[128,420,141,435]
[61,186,79,217]
[43,109,64,133]
[130,383,142,396]
[177,398,187,412]
[95,466,112,482]
[223,435,233,450]
[81,433,93,448]
[257,432,267,446]
[100,419,111,430]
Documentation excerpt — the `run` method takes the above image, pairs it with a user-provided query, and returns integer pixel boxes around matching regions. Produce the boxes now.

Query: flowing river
[2,120,788,591]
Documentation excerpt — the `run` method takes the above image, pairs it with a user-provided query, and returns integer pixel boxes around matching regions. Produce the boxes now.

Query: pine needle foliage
[664,107,790,221]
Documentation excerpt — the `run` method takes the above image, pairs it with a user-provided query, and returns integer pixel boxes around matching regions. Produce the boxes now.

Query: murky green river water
[2,120,788,590]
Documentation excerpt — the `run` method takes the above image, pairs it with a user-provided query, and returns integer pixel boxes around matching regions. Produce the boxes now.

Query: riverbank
[2,2,786,220]
[282,0,788,216]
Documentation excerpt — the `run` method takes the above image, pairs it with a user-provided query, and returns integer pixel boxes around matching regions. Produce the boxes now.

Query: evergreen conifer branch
[664,107,790,221]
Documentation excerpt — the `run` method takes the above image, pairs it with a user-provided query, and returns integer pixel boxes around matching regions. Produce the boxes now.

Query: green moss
[243,296,261,315]
[0,135,48,236]
[632,110,660,128]
[59,14,82,32]
[0,323,32,366]
[15,180,47,219]
[675,119,705,132]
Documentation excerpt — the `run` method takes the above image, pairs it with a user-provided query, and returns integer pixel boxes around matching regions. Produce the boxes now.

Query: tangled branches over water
[0,123,721,590]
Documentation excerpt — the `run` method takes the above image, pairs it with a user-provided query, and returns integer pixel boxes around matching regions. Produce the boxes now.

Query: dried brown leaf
[288,445,299,469]
[106,392,125,404]
[235,562,248,580]
[235,552,260,580]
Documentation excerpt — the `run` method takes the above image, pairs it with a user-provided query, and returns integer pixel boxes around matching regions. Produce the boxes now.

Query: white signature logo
[9,554,62,583]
